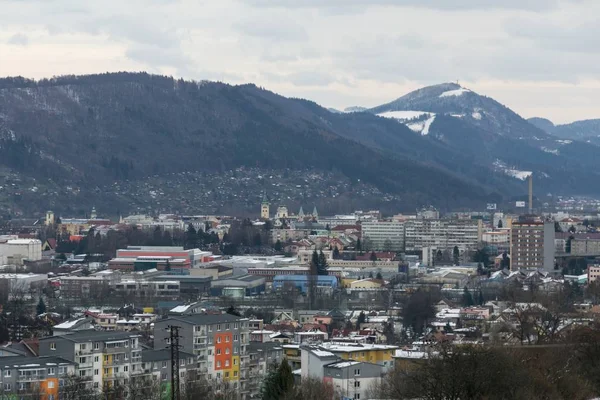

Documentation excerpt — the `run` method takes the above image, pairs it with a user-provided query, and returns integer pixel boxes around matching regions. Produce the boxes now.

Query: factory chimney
[528,173,533,214]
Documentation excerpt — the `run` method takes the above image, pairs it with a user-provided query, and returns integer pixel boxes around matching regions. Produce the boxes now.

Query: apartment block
[404,219,482,252]
[510,216,555,271]
[0,356,75,399]
[323,360,383,400]
[140,349,198,388]
[153,314,250,396]
[39,331,143,392]
[361,221,405,251]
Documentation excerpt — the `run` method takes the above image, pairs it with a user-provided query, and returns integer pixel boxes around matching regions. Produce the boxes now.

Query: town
[2,183,600,399]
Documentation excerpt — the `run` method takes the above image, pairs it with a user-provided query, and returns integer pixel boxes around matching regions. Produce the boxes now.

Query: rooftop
[164,313,246,326]
[0,356,75,369]
[39,331,140,343]
[142,349,195,363]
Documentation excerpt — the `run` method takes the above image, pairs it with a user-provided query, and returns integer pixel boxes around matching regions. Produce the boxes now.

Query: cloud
[240,0,577,11]
[234,18,308,41]
[7,33,29,46]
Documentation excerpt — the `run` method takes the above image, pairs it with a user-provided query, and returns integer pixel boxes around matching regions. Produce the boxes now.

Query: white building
[0,238,42,265]
[404,219,482,252]
[361,221,405,251]
[0,273,47,299]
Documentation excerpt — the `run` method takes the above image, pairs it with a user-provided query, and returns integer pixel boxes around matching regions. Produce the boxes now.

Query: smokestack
[528,173,533,214]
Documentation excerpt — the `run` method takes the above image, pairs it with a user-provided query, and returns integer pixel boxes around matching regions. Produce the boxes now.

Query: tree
[184,223,198,249]
[317,250,328,275]
[274,239,283,252]
[36,297,46,315]
[332,246,340,259]
[498,219,503,228]
[376,272,383,280]
[356,238,362,253]
[477,289,485,305]
[383,238,393,252]
[555,221,563,233]
[453,246,460,266]
[56,252,67,261]
[261,359,294,400]
[226,305,241,316]
[402,289,436,338]
[435,249,443,264]
[370,251,377,262]
[369,271,374,278]
[356,311,366,330]
[462,286,474,306]
[165,259,171,272]
[501,252,510,269]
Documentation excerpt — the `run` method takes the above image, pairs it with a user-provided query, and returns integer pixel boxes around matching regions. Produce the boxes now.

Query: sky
[1,0,599,124]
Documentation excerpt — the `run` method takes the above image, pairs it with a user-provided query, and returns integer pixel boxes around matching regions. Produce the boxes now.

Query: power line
[167,325,182,400]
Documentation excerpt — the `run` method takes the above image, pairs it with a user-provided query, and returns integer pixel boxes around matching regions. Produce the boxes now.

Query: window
[94,342,99,350]
[93,382,99,389]
[225,336,230,343]
[226,324,230,330]
[104,355,109,362]
[94,369,99,376]
[217,337,221,344]
[354,381,361,388]
[49,395,55,400]
[48,381,55,389]
[234,371,238,377]
[354,369,360,376]
[48,367,56,375]
[80,344,87,350]
[4,383,11,391]
[217,349,221,355]
[3,370,10,377]
[225,348,230,355]
[354,394,360,399]
[225,372,229,378]
[124,366,128,372]
[225,360,229,367]
[59,367,66,375]
[216,372,221,379]
[50,342,56,350]
[79,370,86,377]
[233,359,237,366]
[104,368,109,375]
[234,335,239,342]
[162,362,167,369]
[94,356,99,363]
[217,361,221,368]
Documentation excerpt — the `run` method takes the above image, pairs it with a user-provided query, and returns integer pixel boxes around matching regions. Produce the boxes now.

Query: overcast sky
[1,0,599,123]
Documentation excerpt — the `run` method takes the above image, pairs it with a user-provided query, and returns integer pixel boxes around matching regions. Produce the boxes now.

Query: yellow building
[319,343,398,371]
[282,344,301,370]
[261,194,270,219]
[349,278,384,289]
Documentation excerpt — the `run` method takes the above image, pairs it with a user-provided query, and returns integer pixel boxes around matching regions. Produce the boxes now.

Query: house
[300,346,340,380]
[324,360,383,400]
[53,317,95,336]
[349,278,385,289]
[319,342,398,373]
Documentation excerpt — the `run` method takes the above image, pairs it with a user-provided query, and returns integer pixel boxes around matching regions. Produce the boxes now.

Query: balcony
[104,346,127,354]
[78,362,94,369]
[17,375,42,382]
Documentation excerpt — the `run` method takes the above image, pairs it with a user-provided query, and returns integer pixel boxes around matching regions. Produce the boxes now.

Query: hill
[0,73,505,216]
[529,117,600,145]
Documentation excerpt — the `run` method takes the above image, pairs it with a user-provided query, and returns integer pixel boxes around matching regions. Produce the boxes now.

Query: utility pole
[167,325,181,400]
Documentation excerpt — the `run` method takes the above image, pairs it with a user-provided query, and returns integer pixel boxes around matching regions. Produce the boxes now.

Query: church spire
[312,206,318,219]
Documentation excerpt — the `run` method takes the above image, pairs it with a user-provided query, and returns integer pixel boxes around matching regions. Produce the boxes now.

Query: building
[510,216,555,271]
[112,279,181,298]
[140,349,199,389]
[482,230,511,246]
[588,265,600,284]
[108,246,213,272]
[153,314,250,394]
[0,356,76,399]
[361,220,405,251]
[323,360,383,400]
[319,342,398,373]
[247,342,284,395]
[247,266,343,282]
[0,273,47,302]
[210,275,266,297]
[0,238,42,265]
[59,275,112,299]
[39,331,143,392]
[300,346,339,380]
[153,275,212,298]
[275,206,289,219]
[404,219,482,252]
[190,265,233,280]
[272,275,338,294]
[261,194,270,219]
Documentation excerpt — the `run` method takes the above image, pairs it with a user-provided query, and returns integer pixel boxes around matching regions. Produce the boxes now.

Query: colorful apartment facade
[0,356,75,400]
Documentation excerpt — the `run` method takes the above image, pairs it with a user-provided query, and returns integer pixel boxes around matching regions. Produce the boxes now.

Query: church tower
[298,206,305,221]
[45,211,55,226]
[261,193,270,219]
[312,206,319,221]
[90,206,97,220]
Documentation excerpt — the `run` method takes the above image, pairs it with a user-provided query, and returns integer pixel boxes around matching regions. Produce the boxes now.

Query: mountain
[0,73,505,215]
[364,83,600,196]
[344,106,367,113]
[529,117,600,145]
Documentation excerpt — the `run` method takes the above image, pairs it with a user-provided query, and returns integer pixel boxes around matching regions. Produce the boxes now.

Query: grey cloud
[264,71,337,86]
[7,33,29,46]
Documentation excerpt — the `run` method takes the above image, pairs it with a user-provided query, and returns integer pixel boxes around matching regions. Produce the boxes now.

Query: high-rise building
[153,314,250,397]
[509,216,555,271]
[361,221,405,251]
[404,219,482,252]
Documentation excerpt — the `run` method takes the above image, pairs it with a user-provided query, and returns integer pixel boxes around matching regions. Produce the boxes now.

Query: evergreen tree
[477,289,485,305]
[226,305,241,316]
[376,272,383,280]
[369,271,374,278]
[310,250,319,275]
[453,246,460,266]
[184,223,197,249]
[274,240,283,252]
[317,250,329,275]
[498,219,503,229]
[356,311,366,330]
[462,287,474,307]
[356,238,362,253]
[500,252,510,269]
[370,251,377,262]
[332,246,340,259]
[36,297,46,315]
[260,359,294,400]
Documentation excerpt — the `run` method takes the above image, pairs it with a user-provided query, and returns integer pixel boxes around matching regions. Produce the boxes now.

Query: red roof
[331,225,361,232]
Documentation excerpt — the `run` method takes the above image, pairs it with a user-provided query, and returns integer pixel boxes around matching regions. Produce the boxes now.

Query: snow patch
[556,139,572,145]
[471,112,482,120]
[439,88,471,98]
[506,169,533,180]
[541,147,559,155]
[407,115,436,136]
[377,110,433,120]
